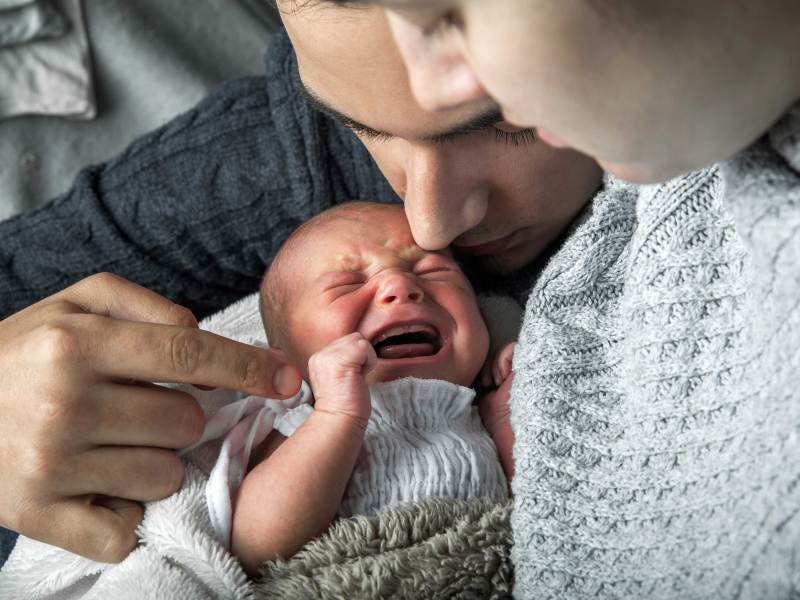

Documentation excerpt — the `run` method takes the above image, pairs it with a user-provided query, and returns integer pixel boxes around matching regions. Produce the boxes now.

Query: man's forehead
[300,79,501,143]
[281,0,499,142]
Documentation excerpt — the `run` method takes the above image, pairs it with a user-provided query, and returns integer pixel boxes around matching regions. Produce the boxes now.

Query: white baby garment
[189,377,509,547]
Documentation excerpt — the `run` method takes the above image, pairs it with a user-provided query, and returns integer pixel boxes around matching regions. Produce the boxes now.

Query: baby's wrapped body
[285,377,509,519]
[0,202,518,598]
[0,374,509,600]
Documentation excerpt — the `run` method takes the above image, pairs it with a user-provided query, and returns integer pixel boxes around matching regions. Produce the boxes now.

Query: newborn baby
[231,201,515,574]
[0,202,517,597]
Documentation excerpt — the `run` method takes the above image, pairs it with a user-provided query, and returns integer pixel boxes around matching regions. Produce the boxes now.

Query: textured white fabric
[180,383,313,548]
[339,377,509,517]
[188,377,508,545]
[275,377,509,517]
[509,103,800,599]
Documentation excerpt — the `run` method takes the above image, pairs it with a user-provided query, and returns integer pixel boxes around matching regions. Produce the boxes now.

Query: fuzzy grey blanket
[256,497,513,600]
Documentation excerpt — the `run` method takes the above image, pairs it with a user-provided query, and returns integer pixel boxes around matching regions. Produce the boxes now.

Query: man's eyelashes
[494,127,536,147]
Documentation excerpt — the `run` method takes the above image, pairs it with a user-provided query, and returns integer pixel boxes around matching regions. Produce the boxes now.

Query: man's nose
[386,11,487,112]
[403,145,489,250]
[376,272,424,305]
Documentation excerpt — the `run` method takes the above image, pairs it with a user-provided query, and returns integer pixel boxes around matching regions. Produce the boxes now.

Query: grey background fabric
[0,0,279,219]
[0,0,94,121]
[0,0,38,10]
[0,0,67,47]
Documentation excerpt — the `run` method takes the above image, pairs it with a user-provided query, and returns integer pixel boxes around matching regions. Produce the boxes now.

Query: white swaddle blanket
[0,293,510,599]
[187,376,509,549]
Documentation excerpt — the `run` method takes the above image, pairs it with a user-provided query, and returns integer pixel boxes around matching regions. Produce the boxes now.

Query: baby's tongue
[376,342,436,359]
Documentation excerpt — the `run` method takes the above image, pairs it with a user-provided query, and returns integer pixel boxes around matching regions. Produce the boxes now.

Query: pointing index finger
[86,317,301,397]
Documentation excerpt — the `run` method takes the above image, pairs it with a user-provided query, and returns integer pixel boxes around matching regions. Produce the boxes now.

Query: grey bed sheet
[0,0,279,220]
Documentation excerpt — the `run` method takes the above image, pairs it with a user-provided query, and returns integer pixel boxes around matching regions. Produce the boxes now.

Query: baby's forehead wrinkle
[334,253,367,272]
[398,245,425,262]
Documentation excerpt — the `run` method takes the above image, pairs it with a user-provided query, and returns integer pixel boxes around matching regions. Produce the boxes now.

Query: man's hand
[479,342,516,480]
[0,273,301,562]
[308,332,377,431]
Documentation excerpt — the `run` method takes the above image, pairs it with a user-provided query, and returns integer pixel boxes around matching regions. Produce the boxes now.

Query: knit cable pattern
[510,106,800,599]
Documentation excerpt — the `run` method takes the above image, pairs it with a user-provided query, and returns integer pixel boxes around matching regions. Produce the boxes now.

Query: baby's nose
[377,273,424,305]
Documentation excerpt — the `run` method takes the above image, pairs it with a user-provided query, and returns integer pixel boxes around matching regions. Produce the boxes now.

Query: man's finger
[57,447,186,502]
[85,383,204,448]
[21,498,142,563]
[74,314,301,397]
[48,272,197,328]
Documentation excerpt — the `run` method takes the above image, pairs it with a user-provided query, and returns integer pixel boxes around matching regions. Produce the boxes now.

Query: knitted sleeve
[509,104,800,599]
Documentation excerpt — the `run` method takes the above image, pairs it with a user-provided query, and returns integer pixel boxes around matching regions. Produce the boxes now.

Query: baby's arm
[231,333,376,576]
[479,342,516,481]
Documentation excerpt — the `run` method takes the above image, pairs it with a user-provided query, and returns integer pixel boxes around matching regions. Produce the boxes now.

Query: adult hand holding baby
[0,272,301,563]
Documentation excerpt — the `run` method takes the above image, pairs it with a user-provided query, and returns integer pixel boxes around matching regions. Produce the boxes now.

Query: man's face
[281,205,489,387]
[280,2,602,275]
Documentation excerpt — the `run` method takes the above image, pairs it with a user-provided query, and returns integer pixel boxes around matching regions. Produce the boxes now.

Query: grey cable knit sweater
[1,24,800,598]
[510,105,800,598]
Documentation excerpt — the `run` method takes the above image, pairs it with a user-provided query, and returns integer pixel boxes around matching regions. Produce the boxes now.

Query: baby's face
[281,207,489,386]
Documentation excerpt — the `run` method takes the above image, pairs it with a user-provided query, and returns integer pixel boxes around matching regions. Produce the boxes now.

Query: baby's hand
[308,332,377,431]
[481,341,516,390]
[479,342,516,480]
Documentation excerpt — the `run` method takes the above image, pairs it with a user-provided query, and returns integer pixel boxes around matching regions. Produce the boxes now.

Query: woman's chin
[598,158,677,184]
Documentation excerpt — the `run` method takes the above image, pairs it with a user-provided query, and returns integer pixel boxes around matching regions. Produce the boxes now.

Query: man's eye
[493,125,536,147]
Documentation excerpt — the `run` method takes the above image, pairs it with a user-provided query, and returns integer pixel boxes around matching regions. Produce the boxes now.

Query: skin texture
[366,0,800,182]
[280,2,602,272]
[232,204,511,575]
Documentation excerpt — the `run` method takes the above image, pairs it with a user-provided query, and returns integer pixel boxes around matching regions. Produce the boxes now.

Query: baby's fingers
[493,342,517,385]
[345,334,377,375]
[310,333,376,378]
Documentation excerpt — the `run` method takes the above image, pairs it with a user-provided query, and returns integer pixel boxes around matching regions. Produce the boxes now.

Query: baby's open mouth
[370,324,442,359]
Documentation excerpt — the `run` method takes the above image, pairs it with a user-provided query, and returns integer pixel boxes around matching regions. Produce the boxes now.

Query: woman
[362,0,800,183]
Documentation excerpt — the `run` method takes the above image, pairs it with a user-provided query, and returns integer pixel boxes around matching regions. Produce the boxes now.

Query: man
[0,1,600,567]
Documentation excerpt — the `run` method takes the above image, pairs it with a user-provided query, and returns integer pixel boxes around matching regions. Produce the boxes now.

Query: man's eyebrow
[299,81,504,143]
